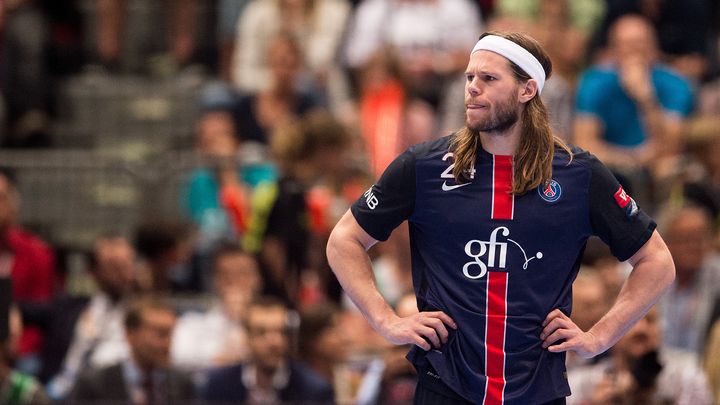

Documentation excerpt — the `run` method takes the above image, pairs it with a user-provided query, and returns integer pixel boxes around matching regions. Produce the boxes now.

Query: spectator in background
[231,0,351,114]
[568,307,712,405]
[183,102,276,256]
[244,110,352,307]
[590,0,714,83]
[0,0,51,147]
[705,320,720,404]
[658,204,720,355]
[37,234,136,400]
[172,244,262,371]
[679,116,720,219]
[490,0,598,140]
[0,168,55,375]
[233,33,321,146]
[69,296,195,405]
[202,296,335,404]
[568,269,609,369]
[573,14,694,207]
[344,0,482,110]
[94,0,197,71]
[297,304,350,383]
[134,221,196,293]
[0,307,49,405]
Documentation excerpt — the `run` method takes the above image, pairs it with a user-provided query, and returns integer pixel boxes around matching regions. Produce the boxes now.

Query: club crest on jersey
[537,179,562,203]
[463,226,543,279]
[614,186,638,218]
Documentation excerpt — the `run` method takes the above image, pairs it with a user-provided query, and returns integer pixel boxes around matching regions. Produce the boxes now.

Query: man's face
[127,308,176,370]
[93,237,136,298]
[246,306,288,372]
[214,253,261,299]
[665,208,712,278]
[464,51,523,134]
[610,17,657,63]
[0,177,18,231]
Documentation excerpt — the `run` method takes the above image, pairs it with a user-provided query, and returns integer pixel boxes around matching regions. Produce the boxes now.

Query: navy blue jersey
[351,134,655,404]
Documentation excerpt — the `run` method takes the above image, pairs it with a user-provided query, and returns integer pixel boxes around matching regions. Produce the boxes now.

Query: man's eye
[466,75,474,82]
[484,75,496,81]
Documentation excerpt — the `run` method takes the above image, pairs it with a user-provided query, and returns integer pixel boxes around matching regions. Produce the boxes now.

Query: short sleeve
[351,149,416,241]
[587,157,656,261]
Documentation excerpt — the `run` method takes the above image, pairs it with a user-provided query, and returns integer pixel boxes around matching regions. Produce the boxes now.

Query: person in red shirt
[0,168,55,369]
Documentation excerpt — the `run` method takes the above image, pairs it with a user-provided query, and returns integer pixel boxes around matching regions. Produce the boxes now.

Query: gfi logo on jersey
[463,226,543,279]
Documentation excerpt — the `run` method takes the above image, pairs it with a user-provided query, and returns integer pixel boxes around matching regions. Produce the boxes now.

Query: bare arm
[326,210,456,350]
[541,230,675,357]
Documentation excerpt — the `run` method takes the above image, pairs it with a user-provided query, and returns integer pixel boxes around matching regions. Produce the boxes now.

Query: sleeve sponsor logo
[613,186,639,218]
[363,188,379,210]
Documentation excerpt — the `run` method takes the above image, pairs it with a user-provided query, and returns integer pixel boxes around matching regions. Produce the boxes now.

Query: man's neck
[478,124,522,156]
[255,365,278,391]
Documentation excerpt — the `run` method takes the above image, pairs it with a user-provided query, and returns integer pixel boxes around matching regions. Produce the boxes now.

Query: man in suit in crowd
[203,296,335,404]
[69,296,195,404]
[21,234,137,400]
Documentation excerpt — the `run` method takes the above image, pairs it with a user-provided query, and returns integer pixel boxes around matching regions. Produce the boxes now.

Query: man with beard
[326,31,676,404]
[567,307,712,405]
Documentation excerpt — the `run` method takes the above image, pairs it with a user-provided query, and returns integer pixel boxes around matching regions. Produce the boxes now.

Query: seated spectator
[244,110,352,306]
[134,221,196,293]
[298,304,350,383]
[573,14,694,207]
[679,116,720,219]
[0,306,49,404]
[69,296,195,404]
[183,103,276,253]
[0,0,51,147]
[94,0,197,71]
[344,0,482,110]
[0,168,55,374]
[34,234,137,400]
[658,203,720,355]
[568,307,712,405]
[704,319,720,403]
[233,33,321,146]
[172,244,262,371]
[231,0,352,113]
[567,269,609,369]
[202,296,334,404]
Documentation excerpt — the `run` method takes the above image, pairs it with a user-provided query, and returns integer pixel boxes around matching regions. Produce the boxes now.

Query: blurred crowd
[1,0,720,404]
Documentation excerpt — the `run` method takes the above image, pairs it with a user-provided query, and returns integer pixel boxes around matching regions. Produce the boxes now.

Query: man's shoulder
[407,133,455,161]
[287,361,334,400]
[8,228,53,254]
[206,363,244,382]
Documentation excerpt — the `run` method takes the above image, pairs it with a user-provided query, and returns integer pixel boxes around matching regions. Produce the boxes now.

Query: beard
[466,93,520,134]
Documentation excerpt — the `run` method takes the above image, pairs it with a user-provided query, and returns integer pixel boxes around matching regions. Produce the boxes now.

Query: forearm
[326,222,396,332]
[588,238,674,352]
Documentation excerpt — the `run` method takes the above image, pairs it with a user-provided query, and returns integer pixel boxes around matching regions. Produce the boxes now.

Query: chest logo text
[463,226,544,279]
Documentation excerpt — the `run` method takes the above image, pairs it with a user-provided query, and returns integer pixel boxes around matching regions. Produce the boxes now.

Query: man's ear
[518,79,539,104]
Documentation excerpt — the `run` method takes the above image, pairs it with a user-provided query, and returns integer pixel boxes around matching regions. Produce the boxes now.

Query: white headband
[471,35,546,94]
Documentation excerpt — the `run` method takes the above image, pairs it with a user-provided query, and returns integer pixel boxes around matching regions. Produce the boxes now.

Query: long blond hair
[451,31,572,195]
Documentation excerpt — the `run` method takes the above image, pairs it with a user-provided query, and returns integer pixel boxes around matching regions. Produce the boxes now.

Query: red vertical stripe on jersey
[484,272,508,405]
[484,154,513,404]
[491,155,514,220]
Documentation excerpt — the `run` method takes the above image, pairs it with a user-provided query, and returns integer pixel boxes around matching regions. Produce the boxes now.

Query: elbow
[660,249,676,291]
